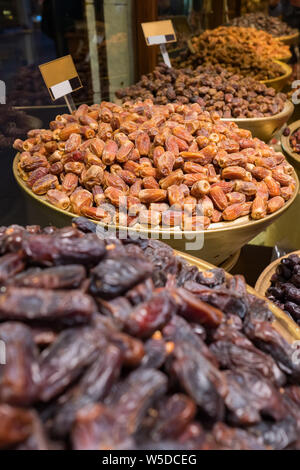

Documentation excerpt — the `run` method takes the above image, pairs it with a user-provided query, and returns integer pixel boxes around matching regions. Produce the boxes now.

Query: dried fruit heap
[289,127,300,155]
[227,13,298,38]
[266,253,300,325]
[173,28,287,81]
[0,106,34,150]
[1,218,300,450]
[116,64,287,118]
[14,101,296,229]
[190,26,290,61]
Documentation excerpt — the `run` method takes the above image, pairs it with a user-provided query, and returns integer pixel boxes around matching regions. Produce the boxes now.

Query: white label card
[50,80,72,100]
[148,35,168,45]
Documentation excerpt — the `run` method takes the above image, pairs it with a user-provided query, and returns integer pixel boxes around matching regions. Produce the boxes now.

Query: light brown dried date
[70,189,93,214]
[32,175,58,195]
[46,189,70,210]
[222,202,252,221]
[209,186,228,211]
[139,189,167,204]
[267,196,285,213]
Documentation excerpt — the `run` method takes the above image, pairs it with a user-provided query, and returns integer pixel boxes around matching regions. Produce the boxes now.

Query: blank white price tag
[147,35,167,45]
[50,80,72,100]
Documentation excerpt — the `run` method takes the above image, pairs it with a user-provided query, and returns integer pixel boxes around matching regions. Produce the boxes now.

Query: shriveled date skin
[244,317,300,381]
[170,340,227,420]
[51,344,123,438]
[0,404,34,449]
[107,368,168,435]
[0,287,96,324]
[150,394,197,441]
[224,368,287,426]
[15,412,49,450]
[0,322,39,406]
[0,252,25,284]
[72,368,167,450]
[211,422,266,451]
[248,417,298,450]
[89,255,153,299]
[22,232,106,267]
[210,331,285,386]
[184,278,249,320]
[72,403,134,450]
[124,291,176,338]
[9,264,86,289]
[172,287,223,328]
[38,326,107,401]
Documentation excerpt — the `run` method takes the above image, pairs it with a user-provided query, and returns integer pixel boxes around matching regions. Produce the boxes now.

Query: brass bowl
[255,249,300,303]
[278,31,299,46]
[178,250,300,342]
[221,100,294,143]
[13,154,299,266]
[278,53,292,63]
[281,120,300,172]
[260,61,293,92]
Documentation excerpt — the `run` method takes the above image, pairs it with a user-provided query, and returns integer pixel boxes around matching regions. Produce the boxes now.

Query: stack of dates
[1,218,300,450]
[14,101,296,229]
[227,13,298,38]
[116,64,287,117]
[267,253,300,324]
[289,127,300,155]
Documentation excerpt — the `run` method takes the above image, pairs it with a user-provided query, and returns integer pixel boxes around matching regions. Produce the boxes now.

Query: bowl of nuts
[222,100,294,142]
[281,121,300,172]
[13,100,299,266]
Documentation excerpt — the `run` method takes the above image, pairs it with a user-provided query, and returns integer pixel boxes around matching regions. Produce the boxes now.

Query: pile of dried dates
[266,253,300,324]
[0,106,34,150]
[189,26,290,62]
[116,64,287,118]
[227,13,298,38]
[173,31,286,81]
[288,127,300,155]
[1,218,300,450]
[14,101,296,230]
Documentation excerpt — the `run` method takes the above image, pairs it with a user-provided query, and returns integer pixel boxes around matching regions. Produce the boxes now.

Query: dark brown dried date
[0,252,25,284]
[51,343,123,438]
[0,404,33,449]
[38,326,107,401]
[89,256,153,299]
[224,368,287,425]
[124,291,176,338]
[173,287,223,328]
[0,287,96,325]
[9,265,86,289]
[0,322,39,406]
[170,340,226,421]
